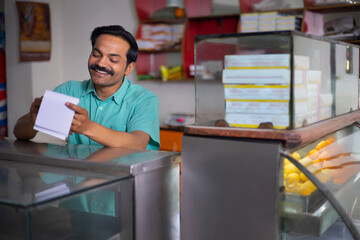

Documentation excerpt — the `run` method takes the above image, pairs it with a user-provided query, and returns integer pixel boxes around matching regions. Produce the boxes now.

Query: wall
[5,0,64,143]
[5,0,239,142]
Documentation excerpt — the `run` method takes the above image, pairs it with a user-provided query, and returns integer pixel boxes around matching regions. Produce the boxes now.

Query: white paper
[34,90,79,140]
[35,183,70,201]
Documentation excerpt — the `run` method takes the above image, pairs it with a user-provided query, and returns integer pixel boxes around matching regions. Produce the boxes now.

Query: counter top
[184,110,360,148]
[160,124,185,132]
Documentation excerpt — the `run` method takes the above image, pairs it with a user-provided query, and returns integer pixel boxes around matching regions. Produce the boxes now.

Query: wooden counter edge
[184,111,360,148]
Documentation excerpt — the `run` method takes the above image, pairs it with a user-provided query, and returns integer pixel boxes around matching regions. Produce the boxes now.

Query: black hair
[90,25,138,66]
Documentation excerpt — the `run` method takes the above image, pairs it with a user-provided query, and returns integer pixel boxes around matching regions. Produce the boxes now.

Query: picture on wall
[16,1,51,61]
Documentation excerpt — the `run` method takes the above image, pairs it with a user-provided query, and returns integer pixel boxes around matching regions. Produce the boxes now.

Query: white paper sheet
[35,183,70,201]
[34,90,79,140]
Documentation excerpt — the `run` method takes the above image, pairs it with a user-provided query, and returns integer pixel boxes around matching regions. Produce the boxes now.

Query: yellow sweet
[284,158,290,166]
[291,152,301,161]
[298,164,321,182]
[284,152,301,165]
[299,157,313,167]
[300,172,307,182]
[298,180,317,196]
[287,173,300,184]
[284,163,300,176]
[285,173,300,193]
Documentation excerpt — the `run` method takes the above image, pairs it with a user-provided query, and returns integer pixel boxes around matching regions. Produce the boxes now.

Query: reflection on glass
[0,141,130,239]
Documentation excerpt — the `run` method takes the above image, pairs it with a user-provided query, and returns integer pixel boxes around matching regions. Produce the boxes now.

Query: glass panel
[293,35,331,127]
[281,124,360,239]
[194,31,359,129]
[0,179,131,240]
[195,32,291,126]
[293,35,359,128]
[0,157,129,207]
[334,44,359,115]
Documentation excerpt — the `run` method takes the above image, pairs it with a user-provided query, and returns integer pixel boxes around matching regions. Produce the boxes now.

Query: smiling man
[13,25,160,150]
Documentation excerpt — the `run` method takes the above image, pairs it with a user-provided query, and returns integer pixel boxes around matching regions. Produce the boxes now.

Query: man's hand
[29,97,43,126]
[65,102,94,136]
[13,96,43,140]
[65,102,150,149]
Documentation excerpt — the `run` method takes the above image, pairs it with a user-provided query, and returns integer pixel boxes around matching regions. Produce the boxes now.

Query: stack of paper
[34,90,79,140]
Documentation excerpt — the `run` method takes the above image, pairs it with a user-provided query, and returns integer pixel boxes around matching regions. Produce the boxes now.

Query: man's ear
[125,62,135,75]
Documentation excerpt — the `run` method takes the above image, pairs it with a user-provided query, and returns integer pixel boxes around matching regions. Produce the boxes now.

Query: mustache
[89,64,114,76]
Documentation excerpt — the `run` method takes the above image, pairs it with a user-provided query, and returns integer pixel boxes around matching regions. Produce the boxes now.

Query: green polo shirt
[53,78,160,150]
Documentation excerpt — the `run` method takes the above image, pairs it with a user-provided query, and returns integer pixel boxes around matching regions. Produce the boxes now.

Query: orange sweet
[308,149,320,160]
[316,140,329,151]
[326,137,336,144]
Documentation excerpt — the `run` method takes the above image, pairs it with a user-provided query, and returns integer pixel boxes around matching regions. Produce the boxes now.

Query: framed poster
[16,2,51,61]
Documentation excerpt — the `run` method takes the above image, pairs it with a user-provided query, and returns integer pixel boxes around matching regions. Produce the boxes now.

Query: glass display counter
[0,139,180,240]
[193,31,359,129]
[181,31,360,240]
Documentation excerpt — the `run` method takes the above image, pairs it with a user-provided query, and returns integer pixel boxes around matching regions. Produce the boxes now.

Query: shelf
[138,47,181,53]
[184,110,360,148]
[305,3,360,13]
[346,39,360,45]
[187,13,240,21]
[242,8,304,15]
[137,78,194,83]
[139,18,185,24]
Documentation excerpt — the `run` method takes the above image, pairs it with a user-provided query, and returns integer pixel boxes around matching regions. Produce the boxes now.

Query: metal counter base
[180,135,281,240]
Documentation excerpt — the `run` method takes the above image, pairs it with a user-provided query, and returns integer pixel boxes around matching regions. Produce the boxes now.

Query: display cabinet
[0,140,180,240]
[181,31,360,240]
[239,0,360,45]
[193,31,359,129]
[134,0,239,81]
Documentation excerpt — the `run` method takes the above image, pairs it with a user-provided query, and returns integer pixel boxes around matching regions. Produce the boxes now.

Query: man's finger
[66,102,83,113]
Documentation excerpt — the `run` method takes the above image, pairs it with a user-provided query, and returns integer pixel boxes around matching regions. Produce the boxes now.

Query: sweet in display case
[181,31,360,240]
[0,140,180,240]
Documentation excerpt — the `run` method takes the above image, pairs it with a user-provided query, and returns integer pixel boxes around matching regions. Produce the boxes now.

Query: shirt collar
[83,77,130,105]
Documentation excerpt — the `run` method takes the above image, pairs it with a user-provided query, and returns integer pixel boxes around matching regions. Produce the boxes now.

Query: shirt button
[99,106,103,110]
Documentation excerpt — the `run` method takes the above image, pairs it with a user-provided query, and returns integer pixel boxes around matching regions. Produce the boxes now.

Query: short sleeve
[127,94,160,150]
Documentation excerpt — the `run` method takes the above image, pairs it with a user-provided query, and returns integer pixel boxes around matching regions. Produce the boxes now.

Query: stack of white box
[276,15,301,31]
[241,13,259,33]
[258,12,278,32]
[240,12,301,33]
[222,54,333,129]
[294,57,332,127]
[222,54,291,129]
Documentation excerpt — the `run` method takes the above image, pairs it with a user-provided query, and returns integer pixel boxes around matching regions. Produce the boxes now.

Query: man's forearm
[82,121,150,149]
[13,113,38,140]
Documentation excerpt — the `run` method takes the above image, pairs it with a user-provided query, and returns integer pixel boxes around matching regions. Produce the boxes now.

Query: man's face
[88,34,133,90]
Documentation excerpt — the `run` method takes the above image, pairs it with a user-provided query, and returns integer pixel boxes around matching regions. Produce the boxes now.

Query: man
[13,25,160,150]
